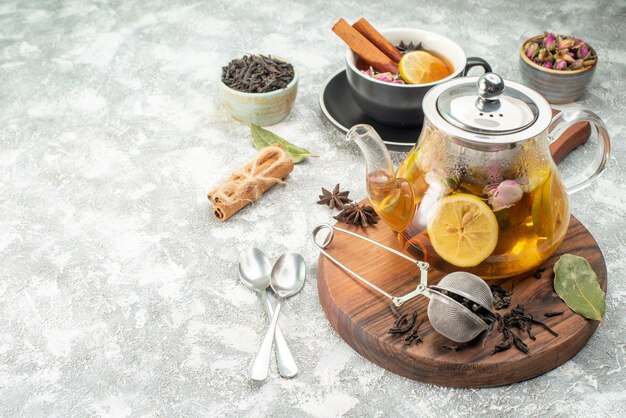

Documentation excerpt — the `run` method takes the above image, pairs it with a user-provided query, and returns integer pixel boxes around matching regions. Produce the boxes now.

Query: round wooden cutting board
[317,215,607,388]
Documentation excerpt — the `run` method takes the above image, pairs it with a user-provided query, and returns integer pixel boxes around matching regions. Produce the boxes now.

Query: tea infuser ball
[427,272,494,343]
[312,224,496,343]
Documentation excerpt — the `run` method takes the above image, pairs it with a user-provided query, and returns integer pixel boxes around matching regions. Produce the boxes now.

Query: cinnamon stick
[353,18,402,63]
[332,18,398,74]
[207,145,294,221]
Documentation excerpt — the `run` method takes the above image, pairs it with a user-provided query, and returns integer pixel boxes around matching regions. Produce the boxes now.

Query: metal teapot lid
[423,72,552,148]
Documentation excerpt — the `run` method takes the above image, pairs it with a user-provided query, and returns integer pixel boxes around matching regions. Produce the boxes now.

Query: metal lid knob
[477,73,505,99]
[476,73,504,112]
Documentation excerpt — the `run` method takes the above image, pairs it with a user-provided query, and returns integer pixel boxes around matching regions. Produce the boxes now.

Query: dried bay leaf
[554,254,605,321]
[251,124,314,163]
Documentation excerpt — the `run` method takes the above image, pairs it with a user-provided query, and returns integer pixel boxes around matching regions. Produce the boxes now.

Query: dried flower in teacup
[484,180,524,212]
[543,61,553,69]
[361,66,405,84]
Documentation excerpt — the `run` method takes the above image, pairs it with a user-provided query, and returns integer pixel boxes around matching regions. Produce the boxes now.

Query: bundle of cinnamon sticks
[208,145,294,221]
[332,18,403,74]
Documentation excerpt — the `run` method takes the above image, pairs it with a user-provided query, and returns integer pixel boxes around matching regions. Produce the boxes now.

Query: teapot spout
[347,124,415,232]
[347,124,396,180]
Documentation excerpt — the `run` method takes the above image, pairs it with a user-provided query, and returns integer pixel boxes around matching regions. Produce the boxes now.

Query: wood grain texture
[317,215,607,388]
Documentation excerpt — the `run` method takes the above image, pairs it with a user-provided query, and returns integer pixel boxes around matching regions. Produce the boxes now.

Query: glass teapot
[349,73,610,279]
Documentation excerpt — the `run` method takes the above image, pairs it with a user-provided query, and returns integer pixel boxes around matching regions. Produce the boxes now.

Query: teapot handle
[549,108,610,194]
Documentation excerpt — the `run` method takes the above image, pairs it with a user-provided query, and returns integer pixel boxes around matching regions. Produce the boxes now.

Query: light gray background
[0,0,624,416]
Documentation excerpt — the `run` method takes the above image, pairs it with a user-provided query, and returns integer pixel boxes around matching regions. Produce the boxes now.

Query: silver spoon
[249,252,306,381]
[238,248,298,379]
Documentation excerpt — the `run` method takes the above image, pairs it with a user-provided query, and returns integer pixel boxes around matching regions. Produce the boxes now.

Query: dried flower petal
[555,59,568,70]
[484,180,524,211]
[554,50,575,63]
[577,44,590,60]
[558,38,575,50]
[543,61,553,69]
[525,42,539,59]
[568,59,584,70]
[536,48,551,63]
[544,32,556,51]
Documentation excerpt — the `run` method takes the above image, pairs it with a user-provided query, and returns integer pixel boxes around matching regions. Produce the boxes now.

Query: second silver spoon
[238,248,298,379]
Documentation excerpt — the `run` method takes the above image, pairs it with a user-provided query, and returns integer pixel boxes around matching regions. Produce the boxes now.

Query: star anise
[333,203,379,228]
[316,184,352,209]
[397,40,423,54]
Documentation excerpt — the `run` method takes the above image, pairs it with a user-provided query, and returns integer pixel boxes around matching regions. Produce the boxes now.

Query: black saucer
[319,69,421,152]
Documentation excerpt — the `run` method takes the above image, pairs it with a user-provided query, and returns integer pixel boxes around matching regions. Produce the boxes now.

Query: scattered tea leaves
[490,284,512,310]
[554,254,605,321]
[251,124,313,163]
[442,344,460,352]
[533,267,547,279]
[544,311,564,317]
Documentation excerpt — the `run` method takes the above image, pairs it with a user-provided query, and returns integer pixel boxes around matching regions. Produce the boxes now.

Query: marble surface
[0,0,625,416]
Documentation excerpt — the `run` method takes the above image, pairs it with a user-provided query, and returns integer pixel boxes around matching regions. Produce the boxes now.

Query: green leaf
[554,254,605,321]
[250,124,313,163]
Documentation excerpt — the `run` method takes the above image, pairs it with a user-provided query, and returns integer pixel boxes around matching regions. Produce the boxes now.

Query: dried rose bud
[536,48,551,63]
[568,59,584,70]
[525,43,539,59]
[555,60,568,70]
[558,38,575,50]
[391,79,405,84]
[544,33,557,51]
[484,180,524,212]
[543,61,553,69]
[361,69,372,77]
[555,50,575,63]
[577,44,590,59]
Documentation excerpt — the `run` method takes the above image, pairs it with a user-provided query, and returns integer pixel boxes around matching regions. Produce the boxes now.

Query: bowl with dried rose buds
[519,33,597,104]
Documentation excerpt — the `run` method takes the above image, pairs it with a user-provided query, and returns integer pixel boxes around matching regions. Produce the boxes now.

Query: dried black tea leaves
[544,311,564,317]
[492,304,558,355]
[533,267,547,279]
[490,284,513,310]
[388,311,418,334]
[403,320,424,346]
[222,55,294,93]
[442,344,460,352]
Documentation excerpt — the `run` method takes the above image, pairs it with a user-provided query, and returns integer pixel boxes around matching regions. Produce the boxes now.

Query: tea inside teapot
[349,73,610,279]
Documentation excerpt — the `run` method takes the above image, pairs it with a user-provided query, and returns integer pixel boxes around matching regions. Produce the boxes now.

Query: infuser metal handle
[312,224,430,306]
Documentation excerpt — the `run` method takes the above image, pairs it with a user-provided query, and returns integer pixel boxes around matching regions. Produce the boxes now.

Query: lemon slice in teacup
[399,51,450,84]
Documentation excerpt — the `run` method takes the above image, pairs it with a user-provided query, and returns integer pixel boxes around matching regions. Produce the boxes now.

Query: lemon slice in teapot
[427,194,499,267]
